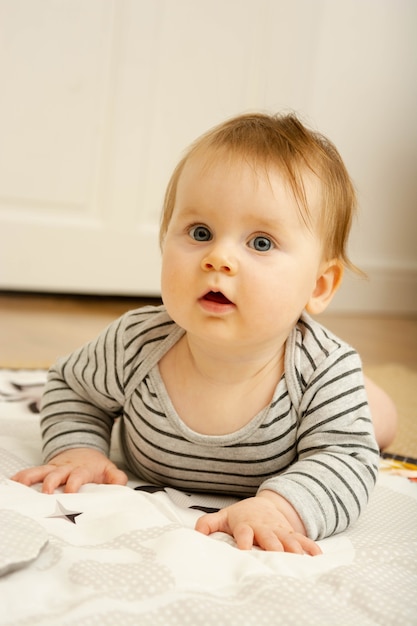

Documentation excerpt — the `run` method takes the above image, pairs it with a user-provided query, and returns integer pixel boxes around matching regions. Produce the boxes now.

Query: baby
[14,112,397,555]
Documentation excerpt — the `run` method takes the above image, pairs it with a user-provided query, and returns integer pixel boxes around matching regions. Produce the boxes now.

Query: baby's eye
[189,225,212,242]
[248,235,274,252]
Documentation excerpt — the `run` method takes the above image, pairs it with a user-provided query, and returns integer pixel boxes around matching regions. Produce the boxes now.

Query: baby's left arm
[259,354,380,541]
[195,490,321,555]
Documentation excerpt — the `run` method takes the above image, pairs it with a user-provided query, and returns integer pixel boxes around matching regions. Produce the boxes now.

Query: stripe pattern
[40,306,379,540]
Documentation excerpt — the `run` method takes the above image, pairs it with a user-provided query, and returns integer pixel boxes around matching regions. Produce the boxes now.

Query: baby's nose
[201,248,238,275]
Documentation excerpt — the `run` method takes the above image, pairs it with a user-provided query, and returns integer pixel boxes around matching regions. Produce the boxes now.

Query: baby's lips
[202,291,233,305]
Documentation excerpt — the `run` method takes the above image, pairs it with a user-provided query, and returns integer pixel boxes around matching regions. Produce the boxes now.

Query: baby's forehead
[181,147,323,203]
[178,149,274,194]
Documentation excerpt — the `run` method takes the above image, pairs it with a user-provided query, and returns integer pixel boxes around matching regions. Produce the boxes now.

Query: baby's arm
[195,490,321,555]
[12,448,128,494]
[13,314,129,492]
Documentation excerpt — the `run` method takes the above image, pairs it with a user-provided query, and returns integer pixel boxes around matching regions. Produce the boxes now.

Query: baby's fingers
[248,527,321,555]
[42,465,76,494]
[12,463,82,494]
[63,466,95,493]
[279,531,322,556]
[12,465,58,489]
[102,465,128,487]
[64,464,128,492]
[195,510,229,536]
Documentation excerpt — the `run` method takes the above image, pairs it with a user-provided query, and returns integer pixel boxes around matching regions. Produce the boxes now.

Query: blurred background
[0,0,416,313]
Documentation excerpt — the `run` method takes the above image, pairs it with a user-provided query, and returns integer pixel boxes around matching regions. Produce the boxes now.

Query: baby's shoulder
[118,304,180,351]
[121,304,173,334]
[117,306,184,389]
[295,312,349,360]
[286,312,362,389]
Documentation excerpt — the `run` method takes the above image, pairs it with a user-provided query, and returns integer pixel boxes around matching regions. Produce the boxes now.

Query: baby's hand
[195,495,321,555]
[11,448,128,494]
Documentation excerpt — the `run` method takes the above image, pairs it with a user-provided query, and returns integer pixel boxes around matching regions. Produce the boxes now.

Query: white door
[0,0,164,295]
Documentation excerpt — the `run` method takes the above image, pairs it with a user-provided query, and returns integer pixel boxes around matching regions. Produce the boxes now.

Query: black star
[47,501,83,524]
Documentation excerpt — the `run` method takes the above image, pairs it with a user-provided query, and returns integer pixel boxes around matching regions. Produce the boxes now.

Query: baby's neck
[159,333,286,435]
[179,333,285,386]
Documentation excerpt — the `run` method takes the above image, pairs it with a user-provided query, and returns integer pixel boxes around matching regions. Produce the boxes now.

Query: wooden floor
[0,292,416,370]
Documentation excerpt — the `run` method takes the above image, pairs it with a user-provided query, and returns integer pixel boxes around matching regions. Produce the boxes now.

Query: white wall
[0,0,416,312]
[302,0,417,312]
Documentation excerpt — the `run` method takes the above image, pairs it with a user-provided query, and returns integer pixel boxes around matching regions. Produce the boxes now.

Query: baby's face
[161,151,327,353]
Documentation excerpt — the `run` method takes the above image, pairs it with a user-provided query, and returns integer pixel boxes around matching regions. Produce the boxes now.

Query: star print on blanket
[46,501,83,524]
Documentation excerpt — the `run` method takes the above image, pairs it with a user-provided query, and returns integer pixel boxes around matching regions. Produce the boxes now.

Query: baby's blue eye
[189,225,212,241]
[249,236,273,252]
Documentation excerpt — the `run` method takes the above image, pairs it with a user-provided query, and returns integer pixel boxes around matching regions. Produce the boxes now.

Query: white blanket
[1,370,416,626]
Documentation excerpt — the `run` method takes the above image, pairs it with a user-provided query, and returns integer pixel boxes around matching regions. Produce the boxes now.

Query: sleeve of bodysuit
[40,313,130,462]
[258,339,380,540]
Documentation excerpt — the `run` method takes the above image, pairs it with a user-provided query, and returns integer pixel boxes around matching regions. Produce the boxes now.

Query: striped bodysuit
[40,305,379,540]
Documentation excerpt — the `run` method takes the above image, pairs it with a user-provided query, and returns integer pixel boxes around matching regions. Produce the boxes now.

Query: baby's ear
[306,260,344,315]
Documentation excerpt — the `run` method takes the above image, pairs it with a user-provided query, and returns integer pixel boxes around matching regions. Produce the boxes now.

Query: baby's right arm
[12,448,128,493]
[13,309,166,493]
[19,314,130,492]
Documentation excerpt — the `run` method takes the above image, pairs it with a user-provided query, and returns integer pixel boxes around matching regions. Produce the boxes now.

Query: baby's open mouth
[203,291,233,305]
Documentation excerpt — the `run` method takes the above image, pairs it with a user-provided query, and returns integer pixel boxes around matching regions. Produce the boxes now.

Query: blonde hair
[160,112,359,272]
